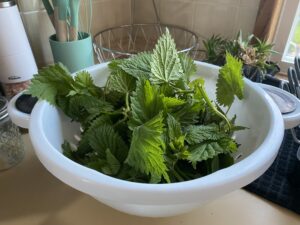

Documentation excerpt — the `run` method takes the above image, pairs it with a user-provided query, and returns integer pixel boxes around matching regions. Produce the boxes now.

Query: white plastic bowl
[9,62,284,217]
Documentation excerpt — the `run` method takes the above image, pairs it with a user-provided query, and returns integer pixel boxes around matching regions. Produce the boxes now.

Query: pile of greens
[28,30,245,183]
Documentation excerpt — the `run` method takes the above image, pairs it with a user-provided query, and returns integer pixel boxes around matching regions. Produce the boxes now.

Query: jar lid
[0,0,15,8]
[0,96,8,120]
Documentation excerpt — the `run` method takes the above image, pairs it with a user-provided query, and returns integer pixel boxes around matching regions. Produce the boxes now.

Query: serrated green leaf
[125,113,170,183]
[74,71,94,87]
[28,63,74,105]
[66,95,113,122]
[167,114,182,140]
[130,79,163,125]
[119,52,152,79]
[150,29,183,84]
[171,99,203,124]
[188,142,224,168]
[28,81,58,105]
[88,124,128,162]
[179,52,197,81]
[185,124,227,145]
[162,97,185,108]
[218,137,238,153]
[106,69,136,94]
[86,148,120,175]
[166,114,188,158]
[188,137,238,168]
[103,148,121,175]
[73,71,103,97]
[216,52,244,107]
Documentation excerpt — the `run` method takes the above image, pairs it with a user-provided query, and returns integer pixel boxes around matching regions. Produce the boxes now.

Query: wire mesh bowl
[93,23,199,63]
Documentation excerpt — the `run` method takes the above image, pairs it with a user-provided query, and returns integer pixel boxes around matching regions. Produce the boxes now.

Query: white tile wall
[18,0,260,66]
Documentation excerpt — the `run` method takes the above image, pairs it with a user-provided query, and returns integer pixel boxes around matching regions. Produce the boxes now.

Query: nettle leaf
[88,124,128,162]
[28,63,74,105]
[167,114,182,140]
[188,137,238,168]
[73,71,103,97]
[172,99,203,124]
[150,29,183,84]
[66,95,113,122]
[179,52,197,81]
[125,113,170,183]
[185,124,227,145]
[106,69,136,94]
[86,148,121,175]
[216,52,244,107]
[28,81,57,105]
[162,97,185,108]
[130,79,163,125]
[188,142,224,168]
[102,148,121,175]
[119,52,152,79]
[167,114,188,157]
[74,71,94,87]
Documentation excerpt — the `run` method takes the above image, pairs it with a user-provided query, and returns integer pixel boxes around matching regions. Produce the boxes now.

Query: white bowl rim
[29,62,284,195]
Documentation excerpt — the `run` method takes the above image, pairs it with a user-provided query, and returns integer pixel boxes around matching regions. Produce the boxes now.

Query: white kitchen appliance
[0,0,37,96]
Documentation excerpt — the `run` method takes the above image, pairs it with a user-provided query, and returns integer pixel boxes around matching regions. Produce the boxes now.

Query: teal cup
[49,32,94,73]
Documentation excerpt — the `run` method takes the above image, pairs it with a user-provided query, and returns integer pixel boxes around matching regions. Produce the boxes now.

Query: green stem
[113,92,130,127]
[125,92,130,112]
[174,89,194,94]
[198,86,231,130]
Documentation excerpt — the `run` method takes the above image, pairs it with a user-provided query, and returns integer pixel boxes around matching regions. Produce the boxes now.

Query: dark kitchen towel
[244,129,300,214]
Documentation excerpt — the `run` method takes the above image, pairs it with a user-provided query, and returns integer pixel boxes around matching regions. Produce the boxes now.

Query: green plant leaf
[106,69,136,94]
[28,63,74,105]
[162,97,185,108]
[73,71,103,97]
[130,79,163,125]
[66,95,113,122]
[119,52,152,79]
[216,53,244,107]
[103,148,121,175]
[178,52,197,81]
[167,114,182,141]
[171,99,203,124]
[188,142,224,166]
[125,113,170,183]
[74,71,94,87]
[166,114,188,158]
[86,148,121,175]
[88,124,128,162]
[185,124,227,145]
[150,29,183,84]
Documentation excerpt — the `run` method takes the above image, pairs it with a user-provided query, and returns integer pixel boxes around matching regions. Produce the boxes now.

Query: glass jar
[0,96,24,171]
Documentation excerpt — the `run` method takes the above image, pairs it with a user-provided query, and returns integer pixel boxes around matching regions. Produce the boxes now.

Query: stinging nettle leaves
[88,124,128,162]
[130,79,163,126]
[125,113,170,183]
[162,97,185,108]
[150,29,183,84]
[119,52,152,79]
[187,138,237,169]
[179,52,197,81]
[28,63,74,105]
[27,30,245,184]
[185,124,227,145]
[106,69,136,94]
[216,52,244,107]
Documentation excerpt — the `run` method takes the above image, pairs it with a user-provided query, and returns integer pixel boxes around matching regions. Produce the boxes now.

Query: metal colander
[93,0,199,63]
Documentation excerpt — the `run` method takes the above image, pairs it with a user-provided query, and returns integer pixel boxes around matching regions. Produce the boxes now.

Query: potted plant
[203,31,279,83]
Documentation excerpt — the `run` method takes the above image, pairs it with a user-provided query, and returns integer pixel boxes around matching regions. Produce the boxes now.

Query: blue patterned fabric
[245,129,300,214]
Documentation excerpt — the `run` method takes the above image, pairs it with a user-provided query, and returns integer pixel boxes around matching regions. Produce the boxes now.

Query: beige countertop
[0,135,299,225]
